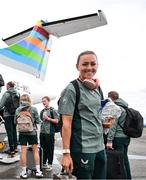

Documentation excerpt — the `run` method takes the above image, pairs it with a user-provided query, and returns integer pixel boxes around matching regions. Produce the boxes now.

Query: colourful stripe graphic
[0,24,50,80]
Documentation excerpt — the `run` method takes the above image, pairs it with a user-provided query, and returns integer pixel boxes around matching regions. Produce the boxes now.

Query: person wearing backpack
[106,91,132,179]
[39,96,59,171]
[58,50,113,179]
[0,81,19,157]
[15,94,43,179]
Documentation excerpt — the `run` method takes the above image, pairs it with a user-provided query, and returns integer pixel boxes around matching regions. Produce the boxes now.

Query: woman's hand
[61,154,73,173]
[106,142,113,149]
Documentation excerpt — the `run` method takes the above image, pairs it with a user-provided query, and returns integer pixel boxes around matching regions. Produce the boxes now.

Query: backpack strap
[70,79,80,111]
[118,121,124,129]
[117,105,128,129]
[40,109,45,120]
[98,86,104,100]
[50,107,54,119]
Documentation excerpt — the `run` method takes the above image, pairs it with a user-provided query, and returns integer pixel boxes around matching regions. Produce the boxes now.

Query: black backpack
[118,107,144,138]
[50,107,61,133]
[58,79,103,133]
[5,92,20,115]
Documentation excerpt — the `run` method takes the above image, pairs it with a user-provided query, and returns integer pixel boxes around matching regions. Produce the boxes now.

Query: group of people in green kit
[0,50,131,179]
[0,82,58,178]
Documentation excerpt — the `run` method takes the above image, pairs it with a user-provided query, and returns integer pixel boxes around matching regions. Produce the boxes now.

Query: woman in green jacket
[15,94,43,179]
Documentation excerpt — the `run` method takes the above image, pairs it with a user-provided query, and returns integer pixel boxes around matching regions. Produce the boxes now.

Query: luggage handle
[53,168,76,180]
[60,168,73,178]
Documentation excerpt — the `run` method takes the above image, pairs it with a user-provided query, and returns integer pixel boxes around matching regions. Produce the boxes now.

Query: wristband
[63,149,70,154]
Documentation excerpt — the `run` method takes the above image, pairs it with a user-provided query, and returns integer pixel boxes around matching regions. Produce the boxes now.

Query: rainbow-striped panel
[0,25,50,80]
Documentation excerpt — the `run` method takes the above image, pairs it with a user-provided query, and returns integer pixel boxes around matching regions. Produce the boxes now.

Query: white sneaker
[48,164,52,171]
[20,172,28,179]
[43,164,52,171]
[35,170,43,178]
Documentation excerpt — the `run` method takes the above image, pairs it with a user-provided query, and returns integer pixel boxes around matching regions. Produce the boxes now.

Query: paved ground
[128,128,146,179]
[0,127,146,179]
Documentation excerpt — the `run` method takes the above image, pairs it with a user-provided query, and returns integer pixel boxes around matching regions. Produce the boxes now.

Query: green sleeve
[14,107,21,124]
[32,106,41,124]
[0,92,9,110]
[107,119,118,143]
[107,109,126,142]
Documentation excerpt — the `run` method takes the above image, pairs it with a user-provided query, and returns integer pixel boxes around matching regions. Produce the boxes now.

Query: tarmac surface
[0,126,146,179]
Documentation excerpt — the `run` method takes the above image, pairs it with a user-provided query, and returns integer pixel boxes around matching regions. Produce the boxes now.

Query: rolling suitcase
[27,146,43,172]
[106,149,126,179]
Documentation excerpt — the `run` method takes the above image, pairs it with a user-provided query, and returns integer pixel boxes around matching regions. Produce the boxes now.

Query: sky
[0,0,146,122]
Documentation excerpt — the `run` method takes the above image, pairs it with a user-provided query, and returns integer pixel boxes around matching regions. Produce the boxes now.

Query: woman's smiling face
[76,54,98,80]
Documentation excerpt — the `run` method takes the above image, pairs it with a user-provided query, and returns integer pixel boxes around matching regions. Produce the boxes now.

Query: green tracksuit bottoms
[113,137,132,179]
[71,149,107,179]
[40,133,55,165]
[4,116,17,151]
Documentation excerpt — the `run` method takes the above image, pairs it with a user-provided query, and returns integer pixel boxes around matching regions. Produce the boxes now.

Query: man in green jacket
[0,81,19,156]
[106,91,132,179]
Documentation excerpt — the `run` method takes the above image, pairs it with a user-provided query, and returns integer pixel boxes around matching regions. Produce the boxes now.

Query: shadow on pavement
[0,163,20,179]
